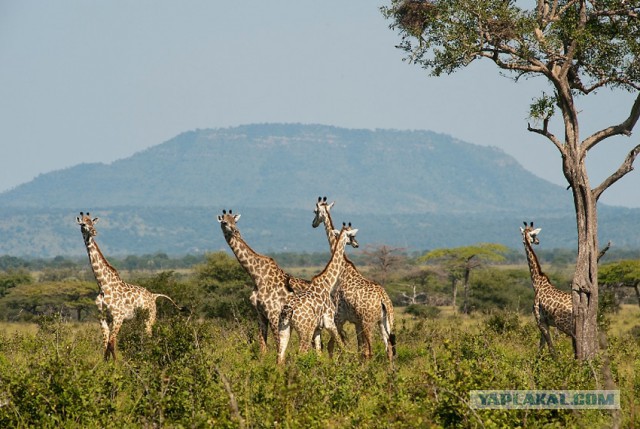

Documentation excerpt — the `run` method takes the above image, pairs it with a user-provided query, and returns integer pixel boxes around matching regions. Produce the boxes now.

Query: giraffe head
[76,212,99,242]
[333,222,359,248]
[312,196,335,228]
[520,221,541,245]
[217,209,241,240]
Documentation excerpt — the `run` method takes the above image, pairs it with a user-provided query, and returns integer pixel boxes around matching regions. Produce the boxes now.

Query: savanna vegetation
[1,247,639,427]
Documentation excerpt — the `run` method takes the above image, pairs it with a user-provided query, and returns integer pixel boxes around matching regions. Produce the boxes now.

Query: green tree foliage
[193,252,254,320]
[420,243,508,313]
[0,270,32,299]
[467,267,534,314]
[0,281,95,321]
[383,0,640,360]
[599,260,640,309]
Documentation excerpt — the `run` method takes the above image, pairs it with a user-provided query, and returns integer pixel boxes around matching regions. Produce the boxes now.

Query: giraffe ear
[217,215,224,223]
[348,228,358,236]
[519,227,525,233]
[328,201,335,210]
[532,228,541,235]
[332,229,340,237]
[92,217,99,224]
[76,216,82,224]
[234,214,241,222]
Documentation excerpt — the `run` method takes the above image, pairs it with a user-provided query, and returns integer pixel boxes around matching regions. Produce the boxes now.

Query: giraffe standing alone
[520,221,574,354]
[217,209,312,354]
[313,197,396,362]
[277,223,358,364]
[76,212,181,361]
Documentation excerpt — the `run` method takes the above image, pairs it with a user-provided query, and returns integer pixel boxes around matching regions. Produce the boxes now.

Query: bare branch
[592,143,640,201]
[597,241,612,263]
[583,93,640,152]
[527,123,566,153]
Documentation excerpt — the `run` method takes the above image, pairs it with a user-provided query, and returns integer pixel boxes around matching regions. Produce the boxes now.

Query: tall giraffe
[217,209,311,354]
[277,223,358,364]
[76,212,181,361]
[520,221,574,354]
[313,197,396,361]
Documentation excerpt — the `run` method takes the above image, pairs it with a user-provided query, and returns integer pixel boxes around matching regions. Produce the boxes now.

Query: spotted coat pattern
[521,222,574,353]
[312,197,396,362]
[217,210,310,354]
[277,225,357,364]
[77,212,179,361]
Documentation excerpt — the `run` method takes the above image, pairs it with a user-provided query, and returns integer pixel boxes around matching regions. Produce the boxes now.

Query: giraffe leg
[100,319,110,360]
[257,312,269,354]
[107,316,124,361]
[312,327,323,353]
[95,295,111,360]
[538,323,555,354]
[298,328,314,354]
[328,320,348,357]
[277,324,291,365]
[360,323,374,360]
[322,313,343,358]
[145,305,157,336]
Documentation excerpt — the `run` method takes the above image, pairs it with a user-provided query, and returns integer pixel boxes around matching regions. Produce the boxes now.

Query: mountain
[1,123,638,257]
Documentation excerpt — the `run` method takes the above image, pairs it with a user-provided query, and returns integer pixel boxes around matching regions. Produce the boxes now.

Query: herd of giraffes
[76,198,576,364]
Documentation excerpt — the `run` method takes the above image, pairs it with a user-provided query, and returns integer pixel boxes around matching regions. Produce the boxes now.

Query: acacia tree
[420,243,508,313]
[383,0,640,359]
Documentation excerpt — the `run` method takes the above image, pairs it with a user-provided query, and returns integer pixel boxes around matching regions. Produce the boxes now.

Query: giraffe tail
[279,304,293,331]
[381,302,397,357]
[154,294,189,313]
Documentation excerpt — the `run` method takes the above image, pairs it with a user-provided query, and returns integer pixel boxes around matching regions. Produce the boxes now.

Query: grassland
[0,304,638,428]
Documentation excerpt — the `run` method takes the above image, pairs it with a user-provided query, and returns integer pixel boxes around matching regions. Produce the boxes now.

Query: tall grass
[0,307,638,428]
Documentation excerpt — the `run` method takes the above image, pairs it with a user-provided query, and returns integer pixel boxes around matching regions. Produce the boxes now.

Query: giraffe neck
[321,210,337,249]
[522,236,548,292]
[313,232,347,294]
[226,233,270,277]
[83,236,121,291]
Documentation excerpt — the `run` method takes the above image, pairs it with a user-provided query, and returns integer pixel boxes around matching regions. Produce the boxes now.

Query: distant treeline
[1,245,638,273]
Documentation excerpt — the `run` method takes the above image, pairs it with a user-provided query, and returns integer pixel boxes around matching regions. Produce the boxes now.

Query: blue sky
[1,1,638,207]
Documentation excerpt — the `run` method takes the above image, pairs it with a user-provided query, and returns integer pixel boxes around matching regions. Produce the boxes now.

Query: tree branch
[583,93,640,152]
[597,240,611,263]
[527,123,566,153]
[592,143,640,201]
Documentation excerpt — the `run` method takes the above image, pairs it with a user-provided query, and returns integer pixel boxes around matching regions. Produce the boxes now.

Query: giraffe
[217,209,312,354]
[277,223,358,364]
[76,212,181,361]
[312,197,396,362]
[520,221,574,354]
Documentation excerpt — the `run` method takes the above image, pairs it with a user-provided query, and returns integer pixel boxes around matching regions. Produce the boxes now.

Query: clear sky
[1,1,638,207]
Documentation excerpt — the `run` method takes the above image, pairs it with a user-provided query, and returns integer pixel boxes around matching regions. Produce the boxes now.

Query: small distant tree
[600,260,640,308]
[361,244,408,286]
[383,0,640,360]
[0,270,32,299]
[420,243,508,313]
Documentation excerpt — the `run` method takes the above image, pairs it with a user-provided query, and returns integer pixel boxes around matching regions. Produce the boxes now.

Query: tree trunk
[462,268,471,314]
[566,160,600,360]
[451,278,458,314]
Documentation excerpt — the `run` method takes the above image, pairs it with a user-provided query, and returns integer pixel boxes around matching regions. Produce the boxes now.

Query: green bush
[0,310,633,427]
[405,304,441,319]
